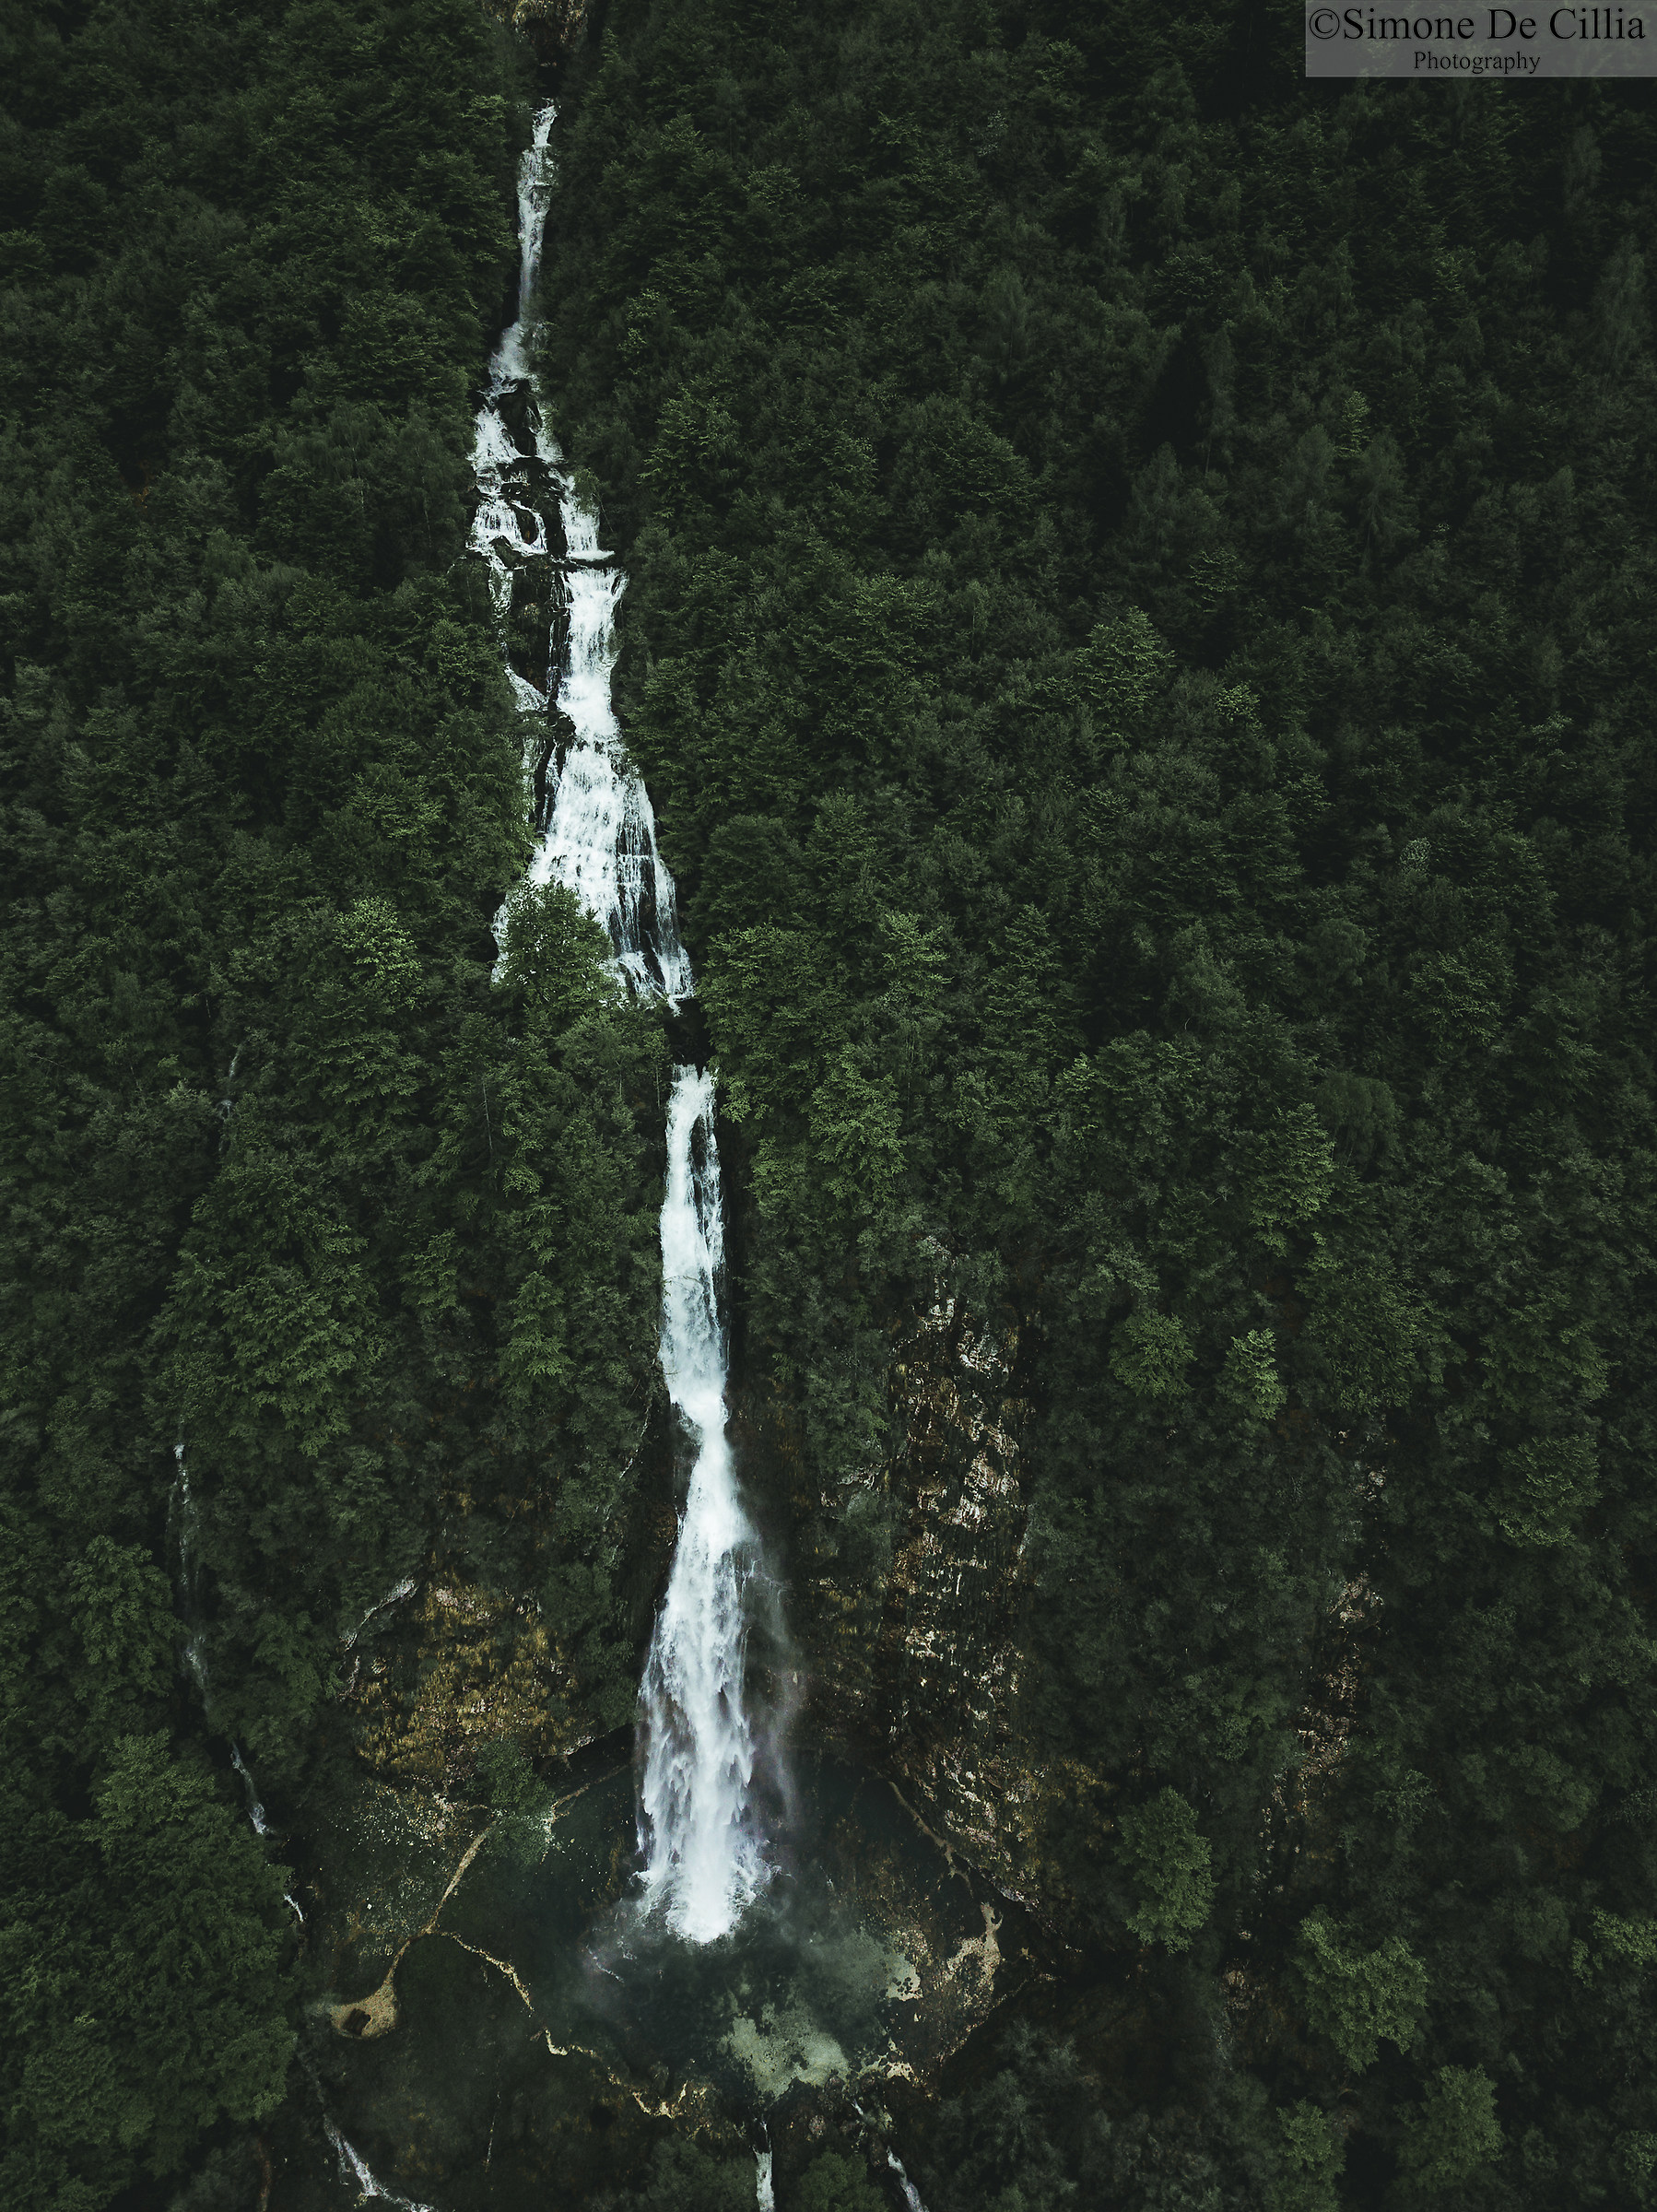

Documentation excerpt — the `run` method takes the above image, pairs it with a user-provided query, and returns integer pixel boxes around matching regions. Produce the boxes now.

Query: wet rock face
[476,0,589,60]
[751,1298,1050,1903]
[506,546,569,697]
[341,1395,677,1793]
[465,382,570,696]
[347,1577,603,1784]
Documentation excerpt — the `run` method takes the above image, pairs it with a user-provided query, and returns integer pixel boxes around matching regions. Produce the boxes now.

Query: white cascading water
[635,1066,767,1940]
[469,104,766,1944]
[325,2118,439,2212]
[472,106,692,1002]
[527,494,694,1001]
[171,1446,276,1845]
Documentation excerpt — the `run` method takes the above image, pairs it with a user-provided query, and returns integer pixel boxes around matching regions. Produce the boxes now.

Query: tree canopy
[536,5,1657,2201]
[3,0,1654,2203]
[1,2,664,2198]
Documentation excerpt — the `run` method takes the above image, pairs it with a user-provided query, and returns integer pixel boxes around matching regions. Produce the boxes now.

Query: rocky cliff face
[340,1399,677,1793]
[744,1296,1080,1913]
[476,0,587,59]
[338,1280,1075,1935]
[349,1575,609,1783]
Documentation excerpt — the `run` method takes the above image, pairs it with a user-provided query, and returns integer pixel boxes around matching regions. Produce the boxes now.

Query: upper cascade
[529,496,694,1001]
[466,101,769,1944]
[468,103,692,1002]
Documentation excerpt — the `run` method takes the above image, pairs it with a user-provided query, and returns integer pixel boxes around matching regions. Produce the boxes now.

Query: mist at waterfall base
[311,1745,982,2204]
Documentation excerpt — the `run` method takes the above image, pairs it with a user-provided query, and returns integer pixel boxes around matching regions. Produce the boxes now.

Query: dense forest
[2,0,1654,2206]
[0,1,667,2201]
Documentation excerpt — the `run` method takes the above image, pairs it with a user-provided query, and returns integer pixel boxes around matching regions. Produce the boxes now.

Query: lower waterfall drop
[635,1066,768,1942]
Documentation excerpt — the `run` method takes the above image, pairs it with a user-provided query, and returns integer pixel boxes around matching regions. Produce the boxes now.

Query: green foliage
[1616,2132,1657,2210]
[338,895,423,1002]
[1110,1308,1193,1402]
[0,3,668,2197]
[8,0,1657,2197]
[1296,1912,1429,2072]
[167,1143,384,1460]
[529,13,1657,2198]
[807,1046,906,1221]
[1116,1787,1215,1952]
[1572,1908,1657,1986]
[496,879,623,1031]
[918,2025,1114,2212]
[797,2150,886,2212]
[1396,2066,1502,2194]
[1496,1436,1600,1549]
[474,1735,543,1816]
[1268,2103,1343,2212]
[1301,1246,1423,1412]
[1244,1106,1335,1253]
[67,1540,175,1737]
[1074,608,1175,748]
[0,1735,293,2206]
[1221,1329,1286,1424]
[1481,1299,1610,1419]
[610,2136,754,2212]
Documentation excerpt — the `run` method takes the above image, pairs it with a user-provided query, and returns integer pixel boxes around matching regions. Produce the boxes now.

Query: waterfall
[468,104,769,1944]
[324,2118,440,2212]
[528,494,694,1003]
[172,1444,276,1848]
[230,1745,269,1836]
[887,2150,929,2212]
[636,1067,768,1940]
[342,1575,417,1652]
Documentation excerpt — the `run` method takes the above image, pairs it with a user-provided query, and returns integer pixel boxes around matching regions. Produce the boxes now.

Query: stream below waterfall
[282,100,1035,2211]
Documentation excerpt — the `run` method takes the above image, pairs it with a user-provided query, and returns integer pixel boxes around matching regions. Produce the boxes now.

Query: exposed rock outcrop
[759,1297,1064,1906]
[476,0,587,60]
